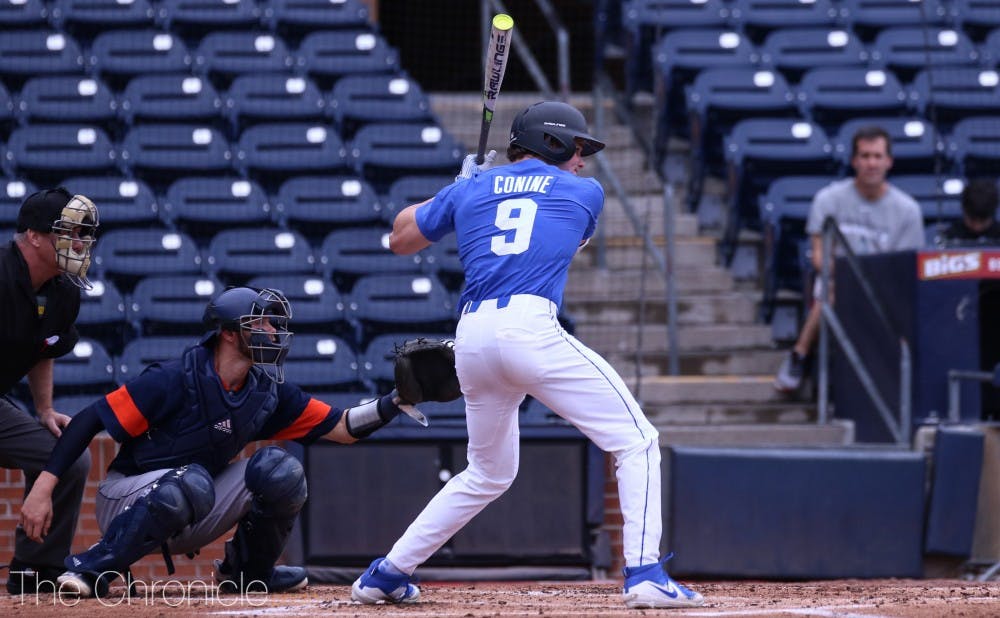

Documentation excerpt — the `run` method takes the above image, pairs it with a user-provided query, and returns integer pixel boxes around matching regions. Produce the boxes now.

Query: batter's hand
[36,408,72,438]
[456,150,496,182]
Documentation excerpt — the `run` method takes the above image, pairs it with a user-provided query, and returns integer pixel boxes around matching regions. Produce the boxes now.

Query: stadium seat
[350,123,463,189]
[53,338,115,395]
[246,274,349,335]
[51,394,99,417]
[427,234,463,290]
[15,76,117,130]
[116,335,195,383]
[871,27,979,83]
[273,175,382,235]
[319,227,427,289]
[730,0,842,43]
[347,273,456,345]
[684,68,798,211]
[360,331,453,389]
[121,124,232,188]
[93,229,203,291]
[0,0,47,29]
[329,73,433,138]
[59,176,159,230]
[194,32,294,85]
[0,82,11,136]
[75,277,128,354]
[891,174,965,223]
[225,74,326,132]
[90,30,192,89]
[910,68,1000,131]
[282,333,362,391]
[264,0,370,40]
[128,274,221,336]
[832,117,941,174]
[4,124,117,184]
[759,27,868,83]
[161,177,270,239]
[120,74,224,126]
[723,119,836,262]
[652,29,758,161]
[797,68,908,132]
[758,176,836,321]
[298,30,399,88]
[955,0,1000,41]
[0,178,34,229]
[51,0,156,41]
[842,0,952,40]
[0,31,85,87]
[947,117,1000,177]
[380,174,452,224]
[206,228,315,284]
[158,0,261,40]
[236,122,350,188]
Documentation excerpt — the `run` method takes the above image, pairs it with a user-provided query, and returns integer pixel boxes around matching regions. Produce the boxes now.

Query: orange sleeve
[271,398,333,441]
[105,385,150,437]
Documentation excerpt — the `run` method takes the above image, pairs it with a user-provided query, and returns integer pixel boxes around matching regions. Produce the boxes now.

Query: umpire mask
[53,195,99,290]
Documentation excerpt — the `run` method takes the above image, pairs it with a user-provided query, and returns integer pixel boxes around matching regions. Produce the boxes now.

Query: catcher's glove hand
[393,338,462,404]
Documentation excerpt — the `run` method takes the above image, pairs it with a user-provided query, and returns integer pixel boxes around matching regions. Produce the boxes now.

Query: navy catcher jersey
[416,158,604,308]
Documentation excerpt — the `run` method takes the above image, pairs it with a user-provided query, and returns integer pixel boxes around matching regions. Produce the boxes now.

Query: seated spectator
[938,178,1000,245]
[774,126,924,393]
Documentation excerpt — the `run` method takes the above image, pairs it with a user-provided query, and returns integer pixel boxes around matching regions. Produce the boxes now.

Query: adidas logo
[213,419,232,434]
[72,557,81,566]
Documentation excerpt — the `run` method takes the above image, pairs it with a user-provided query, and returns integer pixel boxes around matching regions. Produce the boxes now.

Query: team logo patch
[213,419,232,434]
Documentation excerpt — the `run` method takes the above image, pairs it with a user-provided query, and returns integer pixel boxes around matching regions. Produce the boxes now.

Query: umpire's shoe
[351,557,420,604]
[213,560,308,594]
[622,553,704,609]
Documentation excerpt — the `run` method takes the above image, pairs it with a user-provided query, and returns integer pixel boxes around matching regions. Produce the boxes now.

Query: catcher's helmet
[508,101,605,163]
[202,287,293,383]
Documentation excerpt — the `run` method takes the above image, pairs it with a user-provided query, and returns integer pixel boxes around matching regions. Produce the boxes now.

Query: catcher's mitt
[393,338,462,404]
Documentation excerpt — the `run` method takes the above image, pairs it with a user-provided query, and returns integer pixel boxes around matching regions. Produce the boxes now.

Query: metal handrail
[817,217,913,445]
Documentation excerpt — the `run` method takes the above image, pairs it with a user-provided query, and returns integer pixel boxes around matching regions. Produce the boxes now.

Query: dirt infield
[5,579,1000,616]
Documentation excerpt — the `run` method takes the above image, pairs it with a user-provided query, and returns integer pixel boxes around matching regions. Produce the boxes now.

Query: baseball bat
[476,13,514,165]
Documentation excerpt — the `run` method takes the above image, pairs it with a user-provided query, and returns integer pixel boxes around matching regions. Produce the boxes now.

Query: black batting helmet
[509,101,605,163]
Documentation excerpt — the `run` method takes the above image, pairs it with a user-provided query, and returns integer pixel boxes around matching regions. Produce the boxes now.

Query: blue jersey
[416,158,604,308]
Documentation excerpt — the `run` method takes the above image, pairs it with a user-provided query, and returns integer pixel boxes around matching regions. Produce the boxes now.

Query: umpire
[0,188,98,595]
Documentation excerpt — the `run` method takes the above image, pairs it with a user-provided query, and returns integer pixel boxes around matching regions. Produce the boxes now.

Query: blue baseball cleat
[622,553,704,609]
[351,557,420,604]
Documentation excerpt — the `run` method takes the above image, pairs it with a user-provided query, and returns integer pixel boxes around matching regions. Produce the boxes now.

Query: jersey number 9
[491,198,538,256]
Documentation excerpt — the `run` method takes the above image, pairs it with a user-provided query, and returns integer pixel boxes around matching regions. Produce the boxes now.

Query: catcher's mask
[17,188,99,290]
[202,287,294,383]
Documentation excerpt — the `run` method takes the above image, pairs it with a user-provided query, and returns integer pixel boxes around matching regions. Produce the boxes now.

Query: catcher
[19,286,426,598]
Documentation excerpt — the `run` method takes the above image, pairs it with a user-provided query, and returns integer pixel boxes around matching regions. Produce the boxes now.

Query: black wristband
[344,393,402,439]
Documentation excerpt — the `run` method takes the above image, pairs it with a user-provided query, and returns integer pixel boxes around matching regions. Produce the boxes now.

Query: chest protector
[126,346,278,475]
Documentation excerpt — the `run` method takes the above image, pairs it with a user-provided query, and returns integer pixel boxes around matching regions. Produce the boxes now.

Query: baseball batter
[352,101,704,609]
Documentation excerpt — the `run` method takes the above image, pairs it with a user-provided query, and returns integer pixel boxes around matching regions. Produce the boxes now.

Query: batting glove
[456,150,497,182]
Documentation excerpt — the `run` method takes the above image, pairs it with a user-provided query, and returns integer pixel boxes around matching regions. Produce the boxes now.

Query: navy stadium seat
[161,177,270,239]
[5,125,117,184]
[237,122,349,187]
[947,117,1000,177]
[51,0,156,41]
[128,274,221,336]
[319,227,427,289]
[298,30,399,88]
[910,68,1000,131]
[51,394,100,417]
[380,174,452,224]
[723,119,836,262]
[330,73,434,138]
[59,176,159,230]
[158,0,261,40]
[892,174,965,223]
[120,74,223,126]
[264,0,370,40]
[206,228,315,284]
[684,68,798,211]
[274,175,382,235]
[15,76,117,130]
[0,82,11,136]
[350,123,463,189]
[842,0,952,40]
[283,334,362,392]
[75,277,128,354]
[90,30,191,89]
[116,335,195,383]
[121,124,232,187]
[797,68,908,132]
[0,178,34,229]
[53,338,115,395]
[93,229,202,291]
[955,0,1000,41]
[758,27,868,83]
[246,274,349,335]
[0,0,48,29]
[832,117,941,174]
[871,27,979,83]
[730,0,842,43]
[0,31,85,86]
[194,32,294,85]
[225,74,326,132]
[428,234,463,290]
[347,273,456,345]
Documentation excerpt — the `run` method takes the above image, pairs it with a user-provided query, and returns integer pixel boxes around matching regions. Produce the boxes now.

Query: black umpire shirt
[0,240,80,395]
